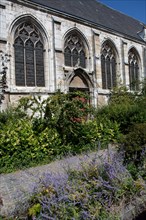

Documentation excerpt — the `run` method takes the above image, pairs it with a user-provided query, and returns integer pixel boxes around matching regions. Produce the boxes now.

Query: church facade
[0,0,146,110]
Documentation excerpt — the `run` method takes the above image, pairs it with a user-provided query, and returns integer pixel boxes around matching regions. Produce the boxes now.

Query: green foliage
[1,82,146,218]
[28,203,41,217]
[1,83,146,174]
[126,162,146,181]
[97,119,121,145]
[17,91,93,145]
[122,123,146,149]
[0,92,95,172]
[96,85,146,133]
[0,90,122,173]
[0,119,62,173]
[44,91,92,144]
[0,106,27,128]
[78,118,121,149]
[95,84,146,181]
[120,123,146,168]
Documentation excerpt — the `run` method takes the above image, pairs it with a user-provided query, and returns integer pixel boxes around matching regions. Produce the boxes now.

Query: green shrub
[0,106,27,128]
[0,91,122,173]
[121,123,146,167]
[96,86,146,133]
[17,91,93,145]
[0,119,62,173]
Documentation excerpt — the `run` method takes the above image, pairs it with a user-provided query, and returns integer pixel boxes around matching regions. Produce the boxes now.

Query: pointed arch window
[64,34,86,68]
[101,42,117,89]
[14,21,45,87]
[128,49,139,91]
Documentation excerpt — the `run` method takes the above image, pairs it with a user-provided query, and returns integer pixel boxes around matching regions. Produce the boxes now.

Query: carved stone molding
[0,51,10,104]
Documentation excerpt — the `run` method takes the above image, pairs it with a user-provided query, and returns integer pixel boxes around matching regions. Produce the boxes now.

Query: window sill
[97,88,111,95]
[8,87,51,94]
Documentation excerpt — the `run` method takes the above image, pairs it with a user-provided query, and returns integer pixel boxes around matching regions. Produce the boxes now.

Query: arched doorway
[68,69,91,121]
[69,69,90,94]
[69,74,89,93]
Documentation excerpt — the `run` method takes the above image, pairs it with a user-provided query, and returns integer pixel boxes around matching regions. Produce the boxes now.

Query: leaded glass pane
[101,55,106,89]
[135,63,139,90]
[64,47,71,66]
[80,50,86,68]
[64,33,86,68]
[14,21,45,87]
[128,48,139,91]
[72,48,78,67]
[101,42,117,89]
[106,56,111,89]
[111,57,116,88]
[25,39,35,86]
[35,41,45,86]
[129,62,134,90]
[14,37,25,86]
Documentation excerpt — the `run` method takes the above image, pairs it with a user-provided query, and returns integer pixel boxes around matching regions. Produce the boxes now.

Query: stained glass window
[14,21,45,87]
[64,34,86,68]
[128,49,139,91]
[101,42,117,89]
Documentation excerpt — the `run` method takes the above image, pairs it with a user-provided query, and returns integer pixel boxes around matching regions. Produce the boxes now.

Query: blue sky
[98,0,146,23]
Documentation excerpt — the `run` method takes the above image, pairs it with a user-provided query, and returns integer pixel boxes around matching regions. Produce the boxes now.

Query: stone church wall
[0,0,146,110]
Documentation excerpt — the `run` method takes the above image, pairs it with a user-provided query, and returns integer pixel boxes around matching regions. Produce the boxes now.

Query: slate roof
[28,0,145,42]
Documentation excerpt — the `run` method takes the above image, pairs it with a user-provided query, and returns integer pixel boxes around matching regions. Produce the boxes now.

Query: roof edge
[9,0,146,45]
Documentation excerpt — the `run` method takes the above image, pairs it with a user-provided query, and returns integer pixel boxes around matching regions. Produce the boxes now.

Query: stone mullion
[24,42,26,86]
[120,40,125,85]
[105,58,108,89]
[110,59,113,88]
[34,45,36,86]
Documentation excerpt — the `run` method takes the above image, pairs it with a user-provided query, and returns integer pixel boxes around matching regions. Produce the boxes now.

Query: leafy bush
[0,90,128,173]
[17,91,93,144]
[120,123,146,167]
[0,119,62,173]
[126,162,146,181]
[17,91,121,147]
[0,106,27,128]
[96,86,146,133]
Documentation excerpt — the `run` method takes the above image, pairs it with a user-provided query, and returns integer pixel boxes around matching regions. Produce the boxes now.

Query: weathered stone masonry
[0,0,146,110]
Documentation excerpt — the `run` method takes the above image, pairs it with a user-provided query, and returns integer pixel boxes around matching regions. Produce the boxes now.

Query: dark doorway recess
[134,210,146,220]
[69,87,89,93]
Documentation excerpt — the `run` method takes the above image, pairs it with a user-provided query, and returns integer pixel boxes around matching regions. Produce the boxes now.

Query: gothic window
[101,42,117,89]
[64,34,86,68]
[128,49,139,91]
[14,21,45,87]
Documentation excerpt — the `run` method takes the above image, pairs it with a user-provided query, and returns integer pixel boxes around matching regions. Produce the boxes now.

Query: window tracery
[64,34,86,68]
[128,49,139,91]
[14,21,45,87]
[101,42,117,89]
